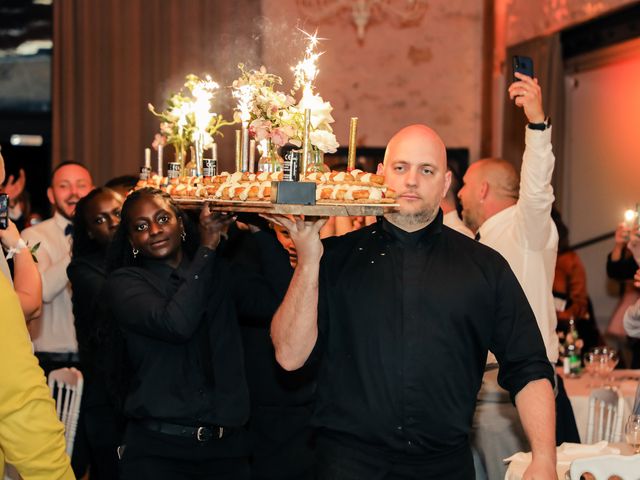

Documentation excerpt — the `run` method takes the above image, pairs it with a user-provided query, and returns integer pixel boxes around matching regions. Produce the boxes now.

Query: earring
[181,230,186,242]
[132,247,139,258]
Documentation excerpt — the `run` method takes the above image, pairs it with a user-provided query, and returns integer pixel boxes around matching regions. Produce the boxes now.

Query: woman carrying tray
[104,188,281,480]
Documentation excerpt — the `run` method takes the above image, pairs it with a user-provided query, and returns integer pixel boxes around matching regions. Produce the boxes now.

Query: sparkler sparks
[292,28,325,102]
[233,84,255,124]
[192,75,219,131]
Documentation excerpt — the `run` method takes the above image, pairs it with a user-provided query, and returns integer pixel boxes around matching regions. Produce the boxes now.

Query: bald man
[458,74,578,478]
[269,124,556,479]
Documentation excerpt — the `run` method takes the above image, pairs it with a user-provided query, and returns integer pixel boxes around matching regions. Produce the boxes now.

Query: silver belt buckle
[196,426,210,442]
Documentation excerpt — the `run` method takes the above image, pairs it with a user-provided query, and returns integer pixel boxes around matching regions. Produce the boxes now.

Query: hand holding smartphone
[0,193,9,230]
[512,55,534,82]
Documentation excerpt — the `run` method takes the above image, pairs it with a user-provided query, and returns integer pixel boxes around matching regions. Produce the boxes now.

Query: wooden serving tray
[173,197,398,216]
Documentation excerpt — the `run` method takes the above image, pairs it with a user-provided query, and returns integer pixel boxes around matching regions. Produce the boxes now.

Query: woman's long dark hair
[71,187,119,258]
[106,187,200,273]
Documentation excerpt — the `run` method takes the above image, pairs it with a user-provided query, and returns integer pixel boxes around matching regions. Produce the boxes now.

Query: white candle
[144,148,151,168]
[157,144,163,176]
[211,143,218,161]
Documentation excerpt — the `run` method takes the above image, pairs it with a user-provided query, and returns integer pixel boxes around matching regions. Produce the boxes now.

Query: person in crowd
[22,161,94,376]
[104,175,138,198]
[104,188,281,480]
[607,222,639,281]
[551,207,601,352]
[218,218,317,480]
[457,73,578,478]
[67,187,124,480]
[269,123,556,480]
[441,168,472,237]
[0,153,42,230]
[621,230,640,363]
[605,221,640,366]
[0,153,42,322]
[623,268,640,339]
[0,153,73,480]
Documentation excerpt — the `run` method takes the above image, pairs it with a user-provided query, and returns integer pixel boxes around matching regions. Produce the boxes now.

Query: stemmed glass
[582,349,599,388]
[600,347,619,387]
[625,415,640,454]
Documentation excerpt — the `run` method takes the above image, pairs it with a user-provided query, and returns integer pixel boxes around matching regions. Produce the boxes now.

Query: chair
[569,454,640,479]
[48,367,83,456]
[585,388,624,444]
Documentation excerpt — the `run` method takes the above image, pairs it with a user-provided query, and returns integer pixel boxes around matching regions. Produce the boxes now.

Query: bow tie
[64,224,74,236]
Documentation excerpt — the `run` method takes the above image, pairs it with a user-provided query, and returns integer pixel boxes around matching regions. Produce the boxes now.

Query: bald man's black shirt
[312,210,554,461]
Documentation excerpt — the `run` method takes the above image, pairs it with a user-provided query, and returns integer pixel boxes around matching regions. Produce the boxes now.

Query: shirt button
[204,253,208,258]
[407,440,412,447]
[194,274,199,280]
[397,425,403,431]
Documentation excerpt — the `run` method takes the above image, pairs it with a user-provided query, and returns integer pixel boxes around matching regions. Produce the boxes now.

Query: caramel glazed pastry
[135,169,397,204]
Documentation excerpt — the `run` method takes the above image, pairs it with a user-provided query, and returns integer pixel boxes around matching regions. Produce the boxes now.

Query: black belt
[137,419,226,442]
[35,351,80,363]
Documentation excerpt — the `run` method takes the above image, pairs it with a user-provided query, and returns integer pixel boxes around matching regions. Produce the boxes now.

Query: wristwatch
[527,117,551,131]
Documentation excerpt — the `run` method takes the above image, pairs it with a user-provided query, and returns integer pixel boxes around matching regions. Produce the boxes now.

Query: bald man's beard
[385,199,440,229]
[461,208,480,233]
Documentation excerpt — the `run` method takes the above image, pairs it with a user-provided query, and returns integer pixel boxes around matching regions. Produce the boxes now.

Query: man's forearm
[41,257,70,302]
[515,378,557,464]
[271,262,320,371]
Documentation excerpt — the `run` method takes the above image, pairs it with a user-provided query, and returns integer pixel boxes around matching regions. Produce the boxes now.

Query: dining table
[559,367,640,442]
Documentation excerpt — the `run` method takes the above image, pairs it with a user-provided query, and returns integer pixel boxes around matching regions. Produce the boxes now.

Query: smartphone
[512,55,534,82]
[0,194,8,230]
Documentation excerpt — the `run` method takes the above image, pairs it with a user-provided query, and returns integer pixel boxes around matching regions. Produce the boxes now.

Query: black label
[167,162,181,179]
[139,166,151,181]
[283,150,301,182]
[203,159,217,177]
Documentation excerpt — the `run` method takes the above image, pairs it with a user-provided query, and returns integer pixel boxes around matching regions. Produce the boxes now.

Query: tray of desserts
[135,169,399,216]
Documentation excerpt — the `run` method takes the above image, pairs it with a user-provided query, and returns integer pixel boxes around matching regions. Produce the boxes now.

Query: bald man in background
[458,73,579,479]
[270,124,557,479]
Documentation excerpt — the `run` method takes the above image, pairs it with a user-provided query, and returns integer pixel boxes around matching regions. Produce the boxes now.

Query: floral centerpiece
[149,74,234,172]
[232,54,339,172]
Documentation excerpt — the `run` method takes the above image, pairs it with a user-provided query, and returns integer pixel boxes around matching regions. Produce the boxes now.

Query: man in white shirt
[22,162,93,375]
[623,234,640,339]
[441,169,473,238]
[458,73,578,478]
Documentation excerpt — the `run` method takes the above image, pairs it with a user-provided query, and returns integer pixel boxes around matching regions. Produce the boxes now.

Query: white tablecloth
[505,442,633,480]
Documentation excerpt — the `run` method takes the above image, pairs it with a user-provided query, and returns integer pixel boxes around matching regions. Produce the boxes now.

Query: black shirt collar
[381,209,443,246]
[141,255,188,280]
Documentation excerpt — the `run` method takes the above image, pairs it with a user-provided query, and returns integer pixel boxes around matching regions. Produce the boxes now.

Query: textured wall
[504,0,638,46]
[261,0,483,161]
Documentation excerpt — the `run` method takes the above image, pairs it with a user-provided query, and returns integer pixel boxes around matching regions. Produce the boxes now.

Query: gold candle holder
[249,139,256,173]
[347,117,358,171]
[235,130,242,172]
[302,108,311,179]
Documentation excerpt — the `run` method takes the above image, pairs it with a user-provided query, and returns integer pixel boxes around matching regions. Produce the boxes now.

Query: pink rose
[250,119,272,142]
[270,128,289,147]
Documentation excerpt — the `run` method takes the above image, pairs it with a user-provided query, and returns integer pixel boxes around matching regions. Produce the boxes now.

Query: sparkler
[233,84,255,172]
[192,76,219,176]
[292,29,324,177]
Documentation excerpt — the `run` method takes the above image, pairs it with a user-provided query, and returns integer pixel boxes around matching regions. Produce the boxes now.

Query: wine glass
[625,415,640,454]
[605,348,620,386]
[583,349,599,388]
[600,347,619,387]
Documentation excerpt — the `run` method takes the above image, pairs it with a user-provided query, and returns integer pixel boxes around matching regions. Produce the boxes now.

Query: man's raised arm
[268,215,327,371]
